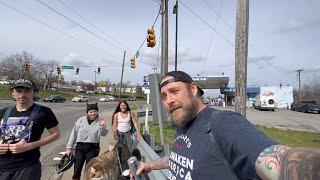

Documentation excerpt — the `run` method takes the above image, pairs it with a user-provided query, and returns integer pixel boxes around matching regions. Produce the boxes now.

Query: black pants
[73,142,100,180]
[0,162,41,180]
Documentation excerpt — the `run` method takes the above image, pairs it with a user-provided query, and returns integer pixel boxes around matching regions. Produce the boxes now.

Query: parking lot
[215,106,320,132]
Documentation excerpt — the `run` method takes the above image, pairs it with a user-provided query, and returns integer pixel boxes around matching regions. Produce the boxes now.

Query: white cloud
[279,19,320,33]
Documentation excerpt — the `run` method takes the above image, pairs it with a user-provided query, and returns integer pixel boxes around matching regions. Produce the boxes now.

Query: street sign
[62,65,74,69]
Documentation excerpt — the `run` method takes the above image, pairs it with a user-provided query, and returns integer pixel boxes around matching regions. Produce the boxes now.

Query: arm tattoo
[279,148,320,180]
[150,155,170,170]
[256,145,320,180]
[255,144,290,180]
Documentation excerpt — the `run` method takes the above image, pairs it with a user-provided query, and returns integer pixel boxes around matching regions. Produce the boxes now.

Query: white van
[255,91,275,111]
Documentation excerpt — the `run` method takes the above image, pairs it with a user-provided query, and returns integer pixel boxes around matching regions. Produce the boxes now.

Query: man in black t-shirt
[0,79,60,180]
[136,71,320,179]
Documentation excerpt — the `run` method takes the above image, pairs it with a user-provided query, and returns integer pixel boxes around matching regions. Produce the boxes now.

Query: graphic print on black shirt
[0,115,34,143]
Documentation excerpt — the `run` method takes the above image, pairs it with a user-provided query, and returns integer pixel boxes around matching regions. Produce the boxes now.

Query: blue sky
[0,0,319,89]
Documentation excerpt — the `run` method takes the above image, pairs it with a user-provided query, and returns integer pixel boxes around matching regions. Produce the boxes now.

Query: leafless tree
[301,74,320,104]
[0,51,61,89]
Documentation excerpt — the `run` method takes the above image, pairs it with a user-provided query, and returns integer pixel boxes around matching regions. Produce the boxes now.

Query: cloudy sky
[0,0,319,89]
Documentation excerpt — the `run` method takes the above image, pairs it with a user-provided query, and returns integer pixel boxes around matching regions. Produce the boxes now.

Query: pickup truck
[291,100,320,114]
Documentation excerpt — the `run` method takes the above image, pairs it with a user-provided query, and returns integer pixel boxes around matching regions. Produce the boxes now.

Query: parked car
[291,101,320,114]
[99,97,110,102]
[99,95,115,102]
[0,80,9,85]
[43,95,66,103]
[127,97,135,101]
[72,95,89,102]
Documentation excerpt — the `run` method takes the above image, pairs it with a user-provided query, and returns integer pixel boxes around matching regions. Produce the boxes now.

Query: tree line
[0,51,59,90]
[0,51,140,92]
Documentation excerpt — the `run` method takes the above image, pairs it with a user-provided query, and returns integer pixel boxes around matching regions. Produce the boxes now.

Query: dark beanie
[86,103,99,112]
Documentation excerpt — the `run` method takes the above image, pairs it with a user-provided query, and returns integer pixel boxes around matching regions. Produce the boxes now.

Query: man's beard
[169,90,199,126]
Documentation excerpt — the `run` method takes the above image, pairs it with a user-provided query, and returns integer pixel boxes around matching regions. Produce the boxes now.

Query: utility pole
[235,0,249,117]
[94,70,97,101]
[173,0,178,71]
[297,69,303,101]
[161,0,169,76]
[119,51,126,99]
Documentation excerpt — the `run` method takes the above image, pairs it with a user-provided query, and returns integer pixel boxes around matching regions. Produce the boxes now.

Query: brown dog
[84,145,119,180]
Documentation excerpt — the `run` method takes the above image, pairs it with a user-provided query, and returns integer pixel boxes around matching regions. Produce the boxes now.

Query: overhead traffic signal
[57,67,61,75]
[97,67,101,74]
[130,58,136,69]
[76,67,79,75]
[24,63,30,72]
[147,28,156,48]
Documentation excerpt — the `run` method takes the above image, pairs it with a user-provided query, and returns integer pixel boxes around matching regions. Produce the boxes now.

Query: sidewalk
[54,110,117,180]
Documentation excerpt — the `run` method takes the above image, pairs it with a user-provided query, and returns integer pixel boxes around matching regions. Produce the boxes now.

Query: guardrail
[136,139,169,180]
[137,111,152,118]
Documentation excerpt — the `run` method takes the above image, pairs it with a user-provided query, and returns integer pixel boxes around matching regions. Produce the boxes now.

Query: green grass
[0,85,78,100]
[148,123,320,149]
[256,125,320,149]
[37,90,77,100]
[0,85,11,99]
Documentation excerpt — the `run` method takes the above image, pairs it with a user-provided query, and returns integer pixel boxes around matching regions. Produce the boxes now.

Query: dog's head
[85,145,117,180]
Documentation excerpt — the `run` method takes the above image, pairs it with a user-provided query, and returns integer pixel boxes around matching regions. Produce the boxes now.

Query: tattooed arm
[136,155,170,175]
[255,144,320,180]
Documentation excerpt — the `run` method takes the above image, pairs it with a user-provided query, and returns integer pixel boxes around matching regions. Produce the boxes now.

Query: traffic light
[97,67,101,74]
[130,58,136,69]
[24,63,30,72]
[147,28,156,47]
[76,67,79,75]
[57,67,61,75]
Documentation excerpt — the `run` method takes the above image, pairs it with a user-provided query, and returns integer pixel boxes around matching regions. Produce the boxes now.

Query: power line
[35,0,124,52]
[202,0,235,32]
[0,1,119,59]
[179,0,234,46]
[200,0,224,75]
[55,0,129,51]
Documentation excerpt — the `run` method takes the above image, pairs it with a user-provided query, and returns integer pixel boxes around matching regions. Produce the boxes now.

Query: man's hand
[8,139,32,154]
[136,161,152,175]
[0,140,9,155]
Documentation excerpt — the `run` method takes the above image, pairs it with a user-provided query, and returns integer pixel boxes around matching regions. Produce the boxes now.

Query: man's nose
[165,94,175,106]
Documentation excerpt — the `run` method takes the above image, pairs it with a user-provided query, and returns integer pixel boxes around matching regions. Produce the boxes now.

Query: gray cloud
[278,19,320,33]
[138,48,204,67]
[61,53,90,67]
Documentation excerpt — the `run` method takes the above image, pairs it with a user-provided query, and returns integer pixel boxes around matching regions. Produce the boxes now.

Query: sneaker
[54,154,74,173]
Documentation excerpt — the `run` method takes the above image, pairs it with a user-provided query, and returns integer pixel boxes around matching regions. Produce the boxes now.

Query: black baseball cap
[160,71,204,96]
[10,79,38,91]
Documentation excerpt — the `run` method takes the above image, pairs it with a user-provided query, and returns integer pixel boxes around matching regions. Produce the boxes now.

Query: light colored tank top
[117,111,131,133]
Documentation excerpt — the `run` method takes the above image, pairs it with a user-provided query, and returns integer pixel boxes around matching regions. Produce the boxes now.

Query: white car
[72,95,89,102]
[0,80,9,85]
[99,96,115,102]
[99,97,110,102]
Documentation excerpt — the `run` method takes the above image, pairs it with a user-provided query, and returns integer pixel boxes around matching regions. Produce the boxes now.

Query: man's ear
[190,82,198,96]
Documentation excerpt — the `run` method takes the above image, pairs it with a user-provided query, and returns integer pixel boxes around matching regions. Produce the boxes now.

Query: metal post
[174,0,178,71]
[145,92,150,134]
[235,0,249,117]
[297,69,303,101]
[119,51,126,99]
